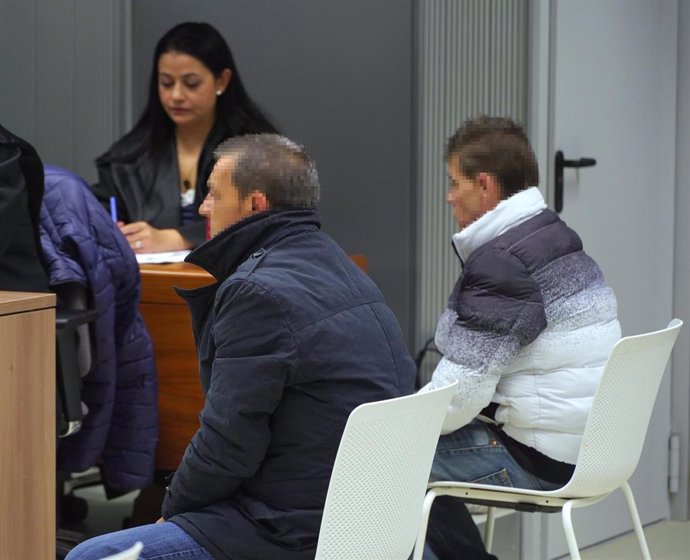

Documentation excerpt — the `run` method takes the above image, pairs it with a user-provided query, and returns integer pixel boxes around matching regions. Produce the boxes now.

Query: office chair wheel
[61,492,89,523]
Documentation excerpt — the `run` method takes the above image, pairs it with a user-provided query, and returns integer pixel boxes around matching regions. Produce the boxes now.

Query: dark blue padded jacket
[40,165,157,493]
[163,210,416,560]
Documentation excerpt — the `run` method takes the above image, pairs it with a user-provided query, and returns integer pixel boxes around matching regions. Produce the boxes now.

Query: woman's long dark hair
[100,22,276,163]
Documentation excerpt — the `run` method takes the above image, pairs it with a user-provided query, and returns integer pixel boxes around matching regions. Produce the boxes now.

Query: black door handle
[554,150,597,213]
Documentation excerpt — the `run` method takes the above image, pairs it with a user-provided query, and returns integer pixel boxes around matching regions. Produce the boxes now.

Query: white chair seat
[426,480,610,511]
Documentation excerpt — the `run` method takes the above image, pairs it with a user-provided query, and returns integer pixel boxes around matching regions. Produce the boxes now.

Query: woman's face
[157,51,231,130]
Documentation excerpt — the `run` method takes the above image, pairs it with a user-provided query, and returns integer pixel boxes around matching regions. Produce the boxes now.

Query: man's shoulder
[493,209,576,249]
[224,231,383,328]
[245,230,365,280]
[470,210,583,272]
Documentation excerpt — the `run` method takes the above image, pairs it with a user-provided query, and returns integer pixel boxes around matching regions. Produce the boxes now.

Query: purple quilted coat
[40,165,158,493]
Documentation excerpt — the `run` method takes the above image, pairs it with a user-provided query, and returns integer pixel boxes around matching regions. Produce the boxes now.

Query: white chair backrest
[315,382,456,560]
[98,541,143,560]
[561,319,682,498]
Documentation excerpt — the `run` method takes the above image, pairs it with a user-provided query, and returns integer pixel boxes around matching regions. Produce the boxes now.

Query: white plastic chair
[99,541,143,560]
[413,319,683,560]
[314,381,457,560]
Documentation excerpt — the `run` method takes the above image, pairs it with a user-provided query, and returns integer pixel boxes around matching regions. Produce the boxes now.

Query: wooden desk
[139,263,213,470]
[0,291,55,560]
[140,254,367,471]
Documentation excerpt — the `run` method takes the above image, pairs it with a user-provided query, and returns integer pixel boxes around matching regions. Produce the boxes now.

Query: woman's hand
[119,221,192,253]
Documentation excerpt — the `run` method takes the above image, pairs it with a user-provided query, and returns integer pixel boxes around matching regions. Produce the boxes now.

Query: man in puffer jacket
[422,116,621,560]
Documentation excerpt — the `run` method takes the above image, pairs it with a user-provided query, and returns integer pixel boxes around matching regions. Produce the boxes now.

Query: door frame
[671,0,690,524]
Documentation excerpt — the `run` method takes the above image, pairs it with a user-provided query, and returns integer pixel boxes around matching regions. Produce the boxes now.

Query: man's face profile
[446,154,501,230]
[199,155,254,237]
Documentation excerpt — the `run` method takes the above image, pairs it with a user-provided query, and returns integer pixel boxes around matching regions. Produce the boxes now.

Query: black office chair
[55,286,98,559]
[414,336,442,390]
[56,282,98,438]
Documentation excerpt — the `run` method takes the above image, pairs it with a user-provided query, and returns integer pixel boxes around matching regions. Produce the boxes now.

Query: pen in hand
[109,196,118,223]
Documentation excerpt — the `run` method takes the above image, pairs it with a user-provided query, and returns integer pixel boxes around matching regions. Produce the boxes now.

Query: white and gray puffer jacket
[426,187,621,464]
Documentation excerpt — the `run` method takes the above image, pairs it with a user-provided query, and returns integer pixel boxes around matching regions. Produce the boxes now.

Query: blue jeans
[65,521,214,560]
[423,420,562,560]
[431,419,563,490]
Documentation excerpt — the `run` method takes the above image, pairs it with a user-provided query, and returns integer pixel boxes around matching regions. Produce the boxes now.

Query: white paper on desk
[135,250,191,264]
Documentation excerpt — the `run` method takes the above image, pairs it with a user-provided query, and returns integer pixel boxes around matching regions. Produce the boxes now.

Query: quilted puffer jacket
[40,165,158,492]
[162,210,416,560]
[427,187,621,464]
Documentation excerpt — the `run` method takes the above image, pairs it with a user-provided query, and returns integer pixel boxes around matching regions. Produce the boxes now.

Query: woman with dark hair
[93,22,276,253]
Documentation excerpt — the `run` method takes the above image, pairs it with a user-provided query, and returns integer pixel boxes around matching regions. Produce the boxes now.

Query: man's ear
[477,172,502,203]
[250,191,269,213]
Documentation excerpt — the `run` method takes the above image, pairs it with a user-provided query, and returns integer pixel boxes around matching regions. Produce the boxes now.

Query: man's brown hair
[446,115,539,198]
[214,134,320,210]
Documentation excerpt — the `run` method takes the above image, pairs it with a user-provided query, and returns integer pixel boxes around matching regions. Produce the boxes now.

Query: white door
[533,0,678,557]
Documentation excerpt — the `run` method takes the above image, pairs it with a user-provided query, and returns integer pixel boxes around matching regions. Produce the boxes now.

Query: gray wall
[414,0,529,353]
[0,0,129,183]
[671,0,690,521]
[131,0,416,345]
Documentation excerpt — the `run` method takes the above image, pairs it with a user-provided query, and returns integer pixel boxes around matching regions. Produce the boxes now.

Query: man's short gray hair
[214,134,320,210]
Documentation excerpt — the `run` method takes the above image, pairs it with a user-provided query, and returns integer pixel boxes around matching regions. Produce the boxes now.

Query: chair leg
[413,490,437,560]
[561,502,581,560]
[484,506,496,553]
[620,482,652,560]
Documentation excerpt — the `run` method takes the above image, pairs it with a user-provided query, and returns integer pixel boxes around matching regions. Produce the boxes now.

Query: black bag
[414,337,442,390]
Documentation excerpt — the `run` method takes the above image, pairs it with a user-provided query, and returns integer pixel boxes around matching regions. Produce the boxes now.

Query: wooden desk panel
[140,254,367,471]
[139,264,213,470]
[0,292,55,560]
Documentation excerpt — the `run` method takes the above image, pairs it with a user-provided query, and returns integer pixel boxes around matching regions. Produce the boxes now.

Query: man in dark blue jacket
[68,134,416,560]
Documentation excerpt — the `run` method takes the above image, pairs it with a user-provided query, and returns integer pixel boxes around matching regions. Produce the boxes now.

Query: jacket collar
[185,210,321,281]
[452,187,547,264]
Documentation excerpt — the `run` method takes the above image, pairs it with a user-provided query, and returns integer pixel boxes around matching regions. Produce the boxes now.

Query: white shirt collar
[452,187,547,263]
